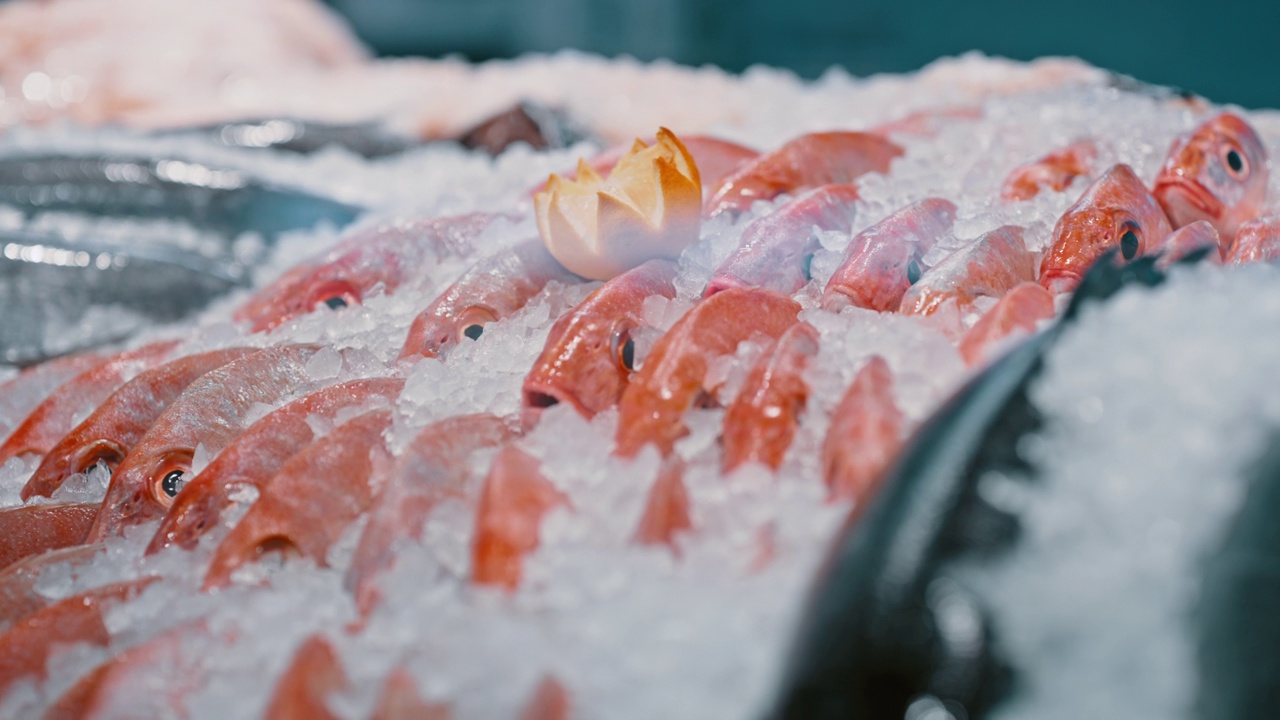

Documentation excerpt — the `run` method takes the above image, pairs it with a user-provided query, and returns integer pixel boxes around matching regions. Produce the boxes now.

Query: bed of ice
[1,51,1279,719]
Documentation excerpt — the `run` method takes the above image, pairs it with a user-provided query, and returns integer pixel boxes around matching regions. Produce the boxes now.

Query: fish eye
[307,280,360,314]
[1119,221,1141,261]
[907,258,923,285]
[159,469,185,499]
[463,324,484,340]
[1224,147,1247,176]
[323,296,348,310]
[613,329,637,372]
[455,306,499,343]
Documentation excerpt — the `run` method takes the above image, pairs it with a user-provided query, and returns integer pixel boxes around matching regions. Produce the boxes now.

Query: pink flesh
[470,445,568,592]
[0,502,98,572]
[0,545,104,632]
[263,634,348,720]
[520,676,573,720]
[900,225,1035,316]
[371,668,452,720]
[1157,220,1224,269]
[633,457,693,550]
[706,184,860,297]
[958,282,1056,366]
[1227,215,1280,264]
[721,322,820,473]
[1000,139,1097,201]
[821,356,904,504]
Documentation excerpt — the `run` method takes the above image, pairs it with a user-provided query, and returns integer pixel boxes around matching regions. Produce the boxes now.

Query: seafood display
[2,9,1280,719]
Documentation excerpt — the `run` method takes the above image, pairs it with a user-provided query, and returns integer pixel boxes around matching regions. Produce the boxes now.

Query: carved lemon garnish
[535,127,702,281]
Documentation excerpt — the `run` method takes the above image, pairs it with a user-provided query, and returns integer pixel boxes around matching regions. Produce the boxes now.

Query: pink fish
[1000,139,1097,201]
[1153,112,1268,241]
[470,444,568,591]
[203,408,392,590]
[1226,215,1280,264]
[0,502,98,572]
[821,356,903,503]
[521,260,677,421]
[615,288,802,458]
[721,322,820,473]
[146,377,404,556]
[705,131,902,218]
[21,347,256,501]
[235,213,504,333]
[0,545,104,632]
[958,282,1056,366]
[0,352,108,447]
[0,341,178,467]
[87,345,328,542]
[1040,164,1174,294]
[633,457,693,550]
[871,106,982,138]
[347,413,513,616]
[705,184,860,297]
[520,676,573,720]
[371,668,451,720]
[399,239,580,360]
[264,634,348,720]
[900,225,1035,316]
[822,198,957,313]
[1156,220,1224,269]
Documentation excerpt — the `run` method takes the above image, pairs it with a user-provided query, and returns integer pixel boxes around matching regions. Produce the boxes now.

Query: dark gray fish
[1197,434,1280,719]
[769,250,1186,720]
[164,119,422,158]
[0,230,245,366]
[0,155,362,242]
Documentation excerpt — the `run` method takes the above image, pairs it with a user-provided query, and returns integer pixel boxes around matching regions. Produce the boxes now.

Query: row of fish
[0,103,1274,718]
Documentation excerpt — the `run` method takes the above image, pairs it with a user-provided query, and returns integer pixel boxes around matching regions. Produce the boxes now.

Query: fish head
[234,264,364,333]
[89,446,194,540]
[1041,165,1171,294]
[522,311,639,423]
[1154,112,1268,238]
[24,436,127,500]
[398,304,499,360]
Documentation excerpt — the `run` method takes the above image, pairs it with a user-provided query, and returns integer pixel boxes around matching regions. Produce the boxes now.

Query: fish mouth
[1153,176,1223,220]
[703,275,748,298]
[520,382,588,427]
[1039,270,1083,295]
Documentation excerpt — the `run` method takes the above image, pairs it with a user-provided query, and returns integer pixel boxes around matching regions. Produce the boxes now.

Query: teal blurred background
[326,0,1280,109]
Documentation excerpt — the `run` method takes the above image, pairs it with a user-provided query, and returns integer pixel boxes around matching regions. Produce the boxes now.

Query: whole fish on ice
[721,322,820,473]
[899,225,1035,317]
[1153,112,1268,241]
[1000,139,1096,201]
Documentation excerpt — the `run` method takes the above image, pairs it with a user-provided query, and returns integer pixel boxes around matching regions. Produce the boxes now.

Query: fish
[0,155,363,243]
[85,345,327,541]
[1000,139,1097,201]
[21,347,256,501]
[1156,220,1224,268]
[0,351,107,443]
[521,259,678,421]
[146,377,404,555]
[958,282,1057,366]
[1153,112,1268,241]
[721,322,820,473]
[0,340,178,466]
[0,579,154,700]
[705,132,902,218]
[900,225,1036,316]
[347,413,513,616]
[203,408,392,590]
[633,457,694,550]
[822,198,957,313]
[171,118,422,158]
[399,239,580,360]
[0,230,248,366]
[0,545,105,633]
[614,288,802,459]
[1225,215,1280,264]
[821,356,904,503]
[705,184,861,297]
[769,252,1184,719]
[1040,164,1174,294]
[458,101,593,155]
[871,106,983,138]
[263,634,348,720]
[0,502,99,572]
[520,676,573,720]
[235,213,505,332]
[470,444,568,591]
[371,668,451,720]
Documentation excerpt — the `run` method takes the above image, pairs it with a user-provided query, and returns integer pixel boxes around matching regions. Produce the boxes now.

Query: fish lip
[1039,270,1083,295]
[1154,176,1224,220]
[521,382,588,417]
[703,275,748,298]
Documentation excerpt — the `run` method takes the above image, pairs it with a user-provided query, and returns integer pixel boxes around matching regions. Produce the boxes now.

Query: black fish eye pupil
[161,470,185,497]
[1226,149,1244,173]
[907,258,922,285]
[323,296,348,310]
[1120,230,1140,260]
[463,324,484,341]
[620,336,636,370]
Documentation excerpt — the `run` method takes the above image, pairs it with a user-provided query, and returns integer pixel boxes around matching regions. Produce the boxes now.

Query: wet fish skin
[0,341,178,466]
[1153,112,1268,241]
[821,356,904,504]
[1157,220,1224,269]
[371,668,452,720]
[235,213,503,333]
[87,345,325,542]
[347,413,513,617]
[721,322,820,473]
[705,132,902,219]
[522,259,677,421]
[21,347,256,501]
[0,545,105,633]
[1040,163,1174,294]
[1000,139,1097,201]
[633,457,693,550]
[1225,215,1280,264]
[614,288,802,459]
[470,445,568,592]
[822,198,957,313]
[399,239,580,360]
[264,634,348,720]
[706,184,860,297]
[0,502,98,572]
[958,282,1056,367]
[203,408,392,590]
[146,377,404,556]
[0,351,107,443]
[900,225,1035,316]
